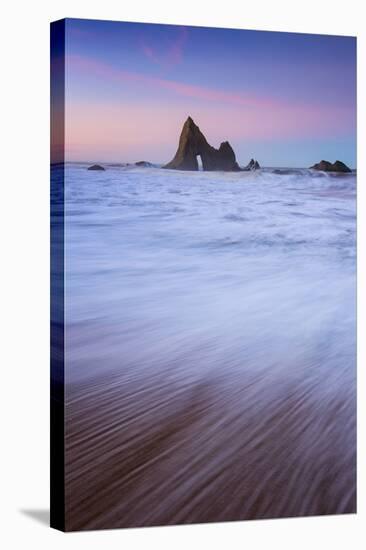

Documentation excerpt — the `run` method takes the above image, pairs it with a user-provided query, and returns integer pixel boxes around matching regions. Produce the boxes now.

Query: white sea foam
[64,163,355,381]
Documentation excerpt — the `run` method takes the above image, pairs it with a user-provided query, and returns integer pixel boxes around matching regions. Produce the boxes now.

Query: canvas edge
[50,18,66,532]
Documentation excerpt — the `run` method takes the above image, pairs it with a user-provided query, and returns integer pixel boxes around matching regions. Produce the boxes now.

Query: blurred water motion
[61,164,356,530]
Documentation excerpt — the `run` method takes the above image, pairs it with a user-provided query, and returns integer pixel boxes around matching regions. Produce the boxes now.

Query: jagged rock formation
[87,164,105,171]
[164,117,240,171]
[310,160,351,173]
[244,158,260,171]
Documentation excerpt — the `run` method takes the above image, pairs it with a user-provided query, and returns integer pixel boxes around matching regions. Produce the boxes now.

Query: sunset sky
[62,18,356,167]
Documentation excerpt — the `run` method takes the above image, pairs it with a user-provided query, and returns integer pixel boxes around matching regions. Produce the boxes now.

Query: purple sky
[62,19,356,167]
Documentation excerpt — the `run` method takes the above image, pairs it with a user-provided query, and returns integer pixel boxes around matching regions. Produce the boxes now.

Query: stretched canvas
[50,18,357,531]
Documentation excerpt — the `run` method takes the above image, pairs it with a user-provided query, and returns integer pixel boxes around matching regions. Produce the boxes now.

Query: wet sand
[65,360,355,530]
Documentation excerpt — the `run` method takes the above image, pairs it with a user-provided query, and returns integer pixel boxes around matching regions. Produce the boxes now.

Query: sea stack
[310,160,351,173]
[87,164,105,171]
[164,116,240,171]
[244,158,260,171]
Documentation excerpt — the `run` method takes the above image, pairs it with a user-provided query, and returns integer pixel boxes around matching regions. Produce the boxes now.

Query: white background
[0,0,365,548]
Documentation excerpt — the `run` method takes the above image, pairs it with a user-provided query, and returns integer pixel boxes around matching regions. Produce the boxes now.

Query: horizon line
[51,160,357,170]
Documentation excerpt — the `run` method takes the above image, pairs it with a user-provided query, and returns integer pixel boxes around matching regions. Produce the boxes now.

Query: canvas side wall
[50,18,66,532]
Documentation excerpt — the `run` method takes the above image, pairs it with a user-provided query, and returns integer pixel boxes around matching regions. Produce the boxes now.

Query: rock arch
[164,116,240,171]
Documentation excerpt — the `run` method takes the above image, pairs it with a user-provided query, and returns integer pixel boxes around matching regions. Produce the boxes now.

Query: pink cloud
[68,54,354,127]
[67,54,281,110]
[140,27,188,68]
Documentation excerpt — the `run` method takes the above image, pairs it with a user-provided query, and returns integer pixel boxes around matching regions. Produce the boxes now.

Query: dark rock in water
[310,160,351,173]
[243,158,260,171]
[328,160,352,172]
[273,168,299,175]
[135,161,153,167]
[164,116,240,171]
[87,164,105,171]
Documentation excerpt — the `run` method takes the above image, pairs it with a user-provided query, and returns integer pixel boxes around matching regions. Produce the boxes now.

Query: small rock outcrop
[310,160,351,173]
[244,158,260,171]
[135,161,153,167]
[164,116,240,171]
[87,164,105,171]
